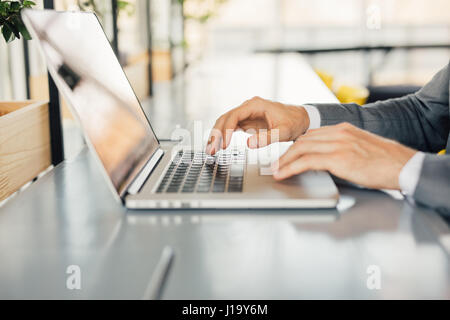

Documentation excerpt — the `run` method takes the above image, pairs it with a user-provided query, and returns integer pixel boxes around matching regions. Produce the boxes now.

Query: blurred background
[1,0,449,158]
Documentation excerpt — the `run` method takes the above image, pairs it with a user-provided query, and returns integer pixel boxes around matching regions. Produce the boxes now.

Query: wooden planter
[0,101,51,201]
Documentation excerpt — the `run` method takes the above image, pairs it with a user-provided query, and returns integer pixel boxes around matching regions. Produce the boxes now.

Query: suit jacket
[311,61,450,215]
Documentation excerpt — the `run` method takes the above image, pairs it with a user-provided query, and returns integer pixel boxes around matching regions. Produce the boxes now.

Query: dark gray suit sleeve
[310,62,449,153]
[413,154,450,216]
[309,62,450,214]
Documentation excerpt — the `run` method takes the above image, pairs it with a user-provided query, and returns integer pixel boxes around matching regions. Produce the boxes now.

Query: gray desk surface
[1,54,449,299]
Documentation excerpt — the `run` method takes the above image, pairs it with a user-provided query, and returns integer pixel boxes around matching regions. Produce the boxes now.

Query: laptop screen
[22,10,160,198]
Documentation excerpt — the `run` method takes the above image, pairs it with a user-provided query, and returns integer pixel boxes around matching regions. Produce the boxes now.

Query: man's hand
[206,96,310,154]
[272,123,417,190]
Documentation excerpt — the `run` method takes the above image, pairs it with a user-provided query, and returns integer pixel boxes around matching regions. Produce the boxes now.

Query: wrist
[299,106,310,133]
[292,105,310,137]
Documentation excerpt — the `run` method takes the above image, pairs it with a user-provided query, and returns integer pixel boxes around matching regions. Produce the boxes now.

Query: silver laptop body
[23,10,339,209]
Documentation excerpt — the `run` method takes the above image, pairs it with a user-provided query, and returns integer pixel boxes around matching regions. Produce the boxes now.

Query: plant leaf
[16,18,31,40]
[10,2,21,13]
[5,20,21,39]
[2,24,13,42]
[23,1,37,8]
[0,0,36,43]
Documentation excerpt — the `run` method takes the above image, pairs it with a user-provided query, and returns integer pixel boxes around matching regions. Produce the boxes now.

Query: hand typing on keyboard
[206,96,310,155]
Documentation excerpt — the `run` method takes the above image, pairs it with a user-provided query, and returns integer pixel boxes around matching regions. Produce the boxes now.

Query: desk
[0,54,449,299]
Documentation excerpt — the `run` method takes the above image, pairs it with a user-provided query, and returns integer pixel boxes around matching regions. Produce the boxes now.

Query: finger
[208,127,226,155]
[222,113,239,149]
[247,129,280,149]
[206,135,218,155]
[271,140,340,171]
[221,104,255,149]
[207,117,226,154]
[207,97,264,153]
[273,154,332,180]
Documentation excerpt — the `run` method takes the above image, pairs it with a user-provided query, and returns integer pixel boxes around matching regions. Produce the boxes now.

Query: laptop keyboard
[156,149,246,193]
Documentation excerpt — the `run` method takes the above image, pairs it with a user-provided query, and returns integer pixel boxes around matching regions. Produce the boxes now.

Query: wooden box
[0,101,51,201]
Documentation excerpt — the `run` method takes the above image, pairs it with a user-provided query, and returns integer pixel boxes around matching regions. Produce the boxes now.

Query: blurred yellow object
[315,69,334,90]
[438,149,446,155]
[336,85,369,105]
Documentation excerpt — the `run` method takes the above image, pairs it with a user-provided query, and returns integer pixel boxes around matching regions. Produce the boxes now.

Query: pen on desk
[142,246,175,300]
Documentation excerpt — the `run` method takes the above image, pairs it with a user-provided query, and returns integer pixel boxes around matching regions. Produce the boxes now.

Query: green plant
[0,0,35,42]
[77,0,134,19]
[178,0,228,24]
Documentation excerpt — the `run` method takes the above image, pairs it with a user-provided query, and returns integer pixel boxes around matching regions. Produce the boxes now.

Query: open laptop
[22,10,339,209]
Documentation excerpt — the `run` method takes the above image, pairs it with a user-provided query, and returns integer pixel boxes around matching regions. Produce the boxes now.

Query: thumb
[247,129,281,149]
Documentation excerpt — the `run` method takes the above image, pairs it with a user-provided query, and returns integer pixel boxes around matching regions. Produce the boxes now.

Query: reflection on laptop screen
[22,10,159,197]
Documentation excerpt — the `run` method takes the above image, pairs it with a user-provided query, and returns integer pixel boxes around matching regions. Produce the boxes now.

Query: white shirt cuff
[398,151,426,196]
[302,105,321,130]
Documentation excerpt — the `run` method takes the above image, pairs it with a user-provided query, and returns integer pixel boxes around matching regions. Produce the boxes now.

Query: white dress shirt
[302,105,425,195]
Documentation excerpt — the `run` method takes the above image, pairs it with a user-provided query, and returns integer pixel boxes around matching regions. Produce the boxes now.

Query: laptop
[22,10,339,209]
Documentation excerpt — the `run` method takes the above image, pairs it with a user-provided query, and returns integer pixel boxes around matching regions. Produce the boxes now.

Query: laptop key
[213,185,225,192]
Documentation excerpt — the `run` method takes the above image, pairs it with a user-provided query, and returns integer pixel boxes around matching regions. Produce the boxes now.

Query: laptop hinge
[126,148,165,196]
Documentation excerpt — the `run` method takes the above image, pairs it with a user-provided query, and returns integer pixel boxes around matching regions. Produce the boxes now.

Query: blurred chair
[315,69,334,90]
[335,85,369,105]
[315,70,369,105]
